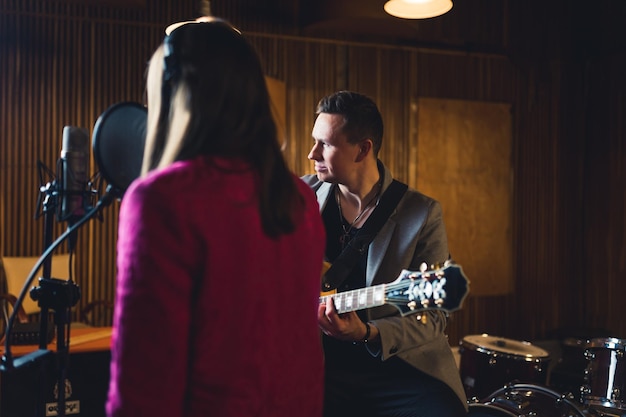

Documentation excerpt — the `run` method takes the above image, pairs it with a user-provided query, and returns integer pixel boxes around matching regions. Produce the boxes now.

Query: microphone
[58,126,90,224]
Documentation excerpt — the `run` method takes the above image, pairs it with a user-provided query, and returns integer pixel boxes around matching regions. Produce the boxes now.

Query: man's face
[308,113,360,184]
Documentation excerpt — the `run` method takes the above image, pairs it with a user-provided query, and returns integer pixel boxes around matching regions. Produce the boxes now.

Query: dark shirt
[321,188,378,370]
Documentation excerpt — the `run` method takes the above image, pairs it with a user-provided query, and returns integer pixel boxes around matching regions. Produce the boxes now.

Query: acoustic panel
[416,98,513,296]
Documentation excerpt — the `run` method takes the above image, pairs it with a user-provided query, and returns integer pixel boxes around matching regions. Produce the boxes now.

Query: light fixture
[384,0,453,19]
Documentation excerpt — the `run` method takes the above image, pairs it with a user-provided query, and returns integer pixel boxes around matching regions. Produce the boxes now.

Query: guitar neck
[318,263,468,316]
[320,284,387,314]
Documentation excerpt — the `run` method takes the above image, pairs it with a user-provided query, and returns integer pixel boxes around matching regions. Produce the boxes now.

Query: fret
[357,287,367,308]
[329,284,388,314]
[372,285,385,307]
[345,292,354,311]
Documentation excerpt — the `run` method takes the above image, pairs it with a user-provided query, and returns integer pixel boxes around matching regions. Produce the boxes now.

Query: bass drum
[475,384,586,417]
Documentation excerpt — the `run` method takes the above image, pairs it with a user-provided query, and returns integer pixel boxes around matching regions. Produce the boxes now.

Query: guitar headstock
[388,261,469,316]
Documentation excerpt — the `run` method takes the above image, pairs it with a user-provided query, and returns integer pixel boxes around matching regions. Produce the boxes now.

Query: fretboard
[319,284,387,314]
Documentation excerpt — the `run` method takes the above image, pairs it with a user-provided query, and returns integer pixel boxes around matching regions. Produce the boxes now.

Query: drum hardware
[549,337,590,404]
[581,337,626,414]
[468,383,587,417]
[583,405,626,417]
[466,334,626,417]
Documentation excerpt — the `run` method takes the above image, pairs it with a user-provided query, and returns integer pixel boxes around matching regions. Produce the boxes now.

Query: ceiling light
[384,0,453,19]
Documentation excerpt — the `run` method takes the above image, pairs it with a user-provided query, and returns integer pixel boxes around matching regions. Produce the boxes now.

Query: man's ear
[355,139,373,162]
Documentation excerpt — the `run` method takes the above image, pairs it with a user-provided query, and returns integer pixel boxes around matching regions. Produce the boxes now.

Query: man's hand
[318,298,374,342]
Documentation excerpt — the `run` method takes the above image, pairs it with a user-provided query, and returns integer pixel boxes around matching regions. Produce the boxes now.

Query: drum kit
[459,334,626,417]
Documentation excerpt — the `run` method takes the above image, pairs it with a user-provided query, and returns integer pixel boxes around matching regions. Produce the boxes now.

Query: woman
[106,18,325,417]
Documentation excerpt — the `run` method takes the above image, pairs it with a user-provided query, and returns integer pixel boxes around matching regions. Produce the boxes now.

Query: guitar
[319,261,469,316]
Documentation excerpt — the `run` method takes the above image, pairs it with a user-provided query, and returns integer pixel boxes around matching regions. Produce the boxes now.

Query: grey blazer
[302,161,467,409]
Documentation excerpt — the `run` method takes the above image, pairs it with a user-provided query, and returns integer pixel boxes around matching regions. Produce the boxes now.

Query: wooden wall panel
[265,76,287,148]
[416,98,513,296]
[581,53,626,338]
[1,0,625,344]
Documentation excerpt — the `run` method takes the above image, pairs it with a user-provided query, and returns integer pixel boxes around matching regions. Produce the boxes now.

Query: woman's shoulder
[125,160,195,195]
[124,158,231,209]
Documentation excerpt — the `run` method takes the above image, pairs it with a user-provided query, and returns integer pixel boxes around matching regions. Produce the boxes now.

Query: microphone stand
[15,164,62,417]
[1,185,117,417]
[30,276,80,417]
[29,172,82,417]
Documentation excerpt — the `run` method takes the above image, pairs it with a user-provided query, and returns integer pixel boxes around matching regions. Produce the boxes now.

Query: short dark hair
[316,90,383,156]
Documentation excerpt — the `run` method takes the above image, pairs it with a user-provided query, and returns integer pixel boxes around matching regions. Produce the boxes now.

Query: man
[302,90,467,417]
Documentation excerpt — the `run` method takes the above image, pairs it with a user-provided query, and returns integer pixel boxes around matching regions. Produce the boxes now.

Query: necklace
[336,184,381,247]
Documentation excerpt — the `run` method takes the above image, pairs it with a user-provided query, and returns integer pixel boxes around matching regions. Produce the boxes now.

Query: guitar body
[319,261,337,298]
[320,289,337,298]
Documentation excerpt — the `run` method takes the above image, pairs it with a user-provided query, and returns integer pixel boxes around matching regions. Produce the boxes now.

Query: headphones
[162,18,241,84]
[162,31,179,83]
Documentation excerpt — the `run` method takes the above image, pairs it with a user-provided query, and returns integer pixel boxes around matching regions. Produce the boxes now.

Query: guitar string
[321,276,452,295]
[320,278,455,303]
[320,272,455,294]
[319,267,459,302]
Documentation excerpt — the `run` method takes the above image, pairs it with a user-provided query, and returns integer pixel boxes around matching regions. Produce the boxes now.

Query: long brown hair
[143,19,303,238]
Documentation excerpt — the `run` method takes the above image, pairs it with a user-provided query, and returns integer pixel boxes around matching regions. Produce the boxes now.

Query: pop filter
[92,102,147,197]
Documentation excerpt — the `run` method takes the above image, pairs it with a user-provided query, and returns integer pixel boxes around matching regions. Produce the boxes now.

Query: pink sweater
[106,156,325,417]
